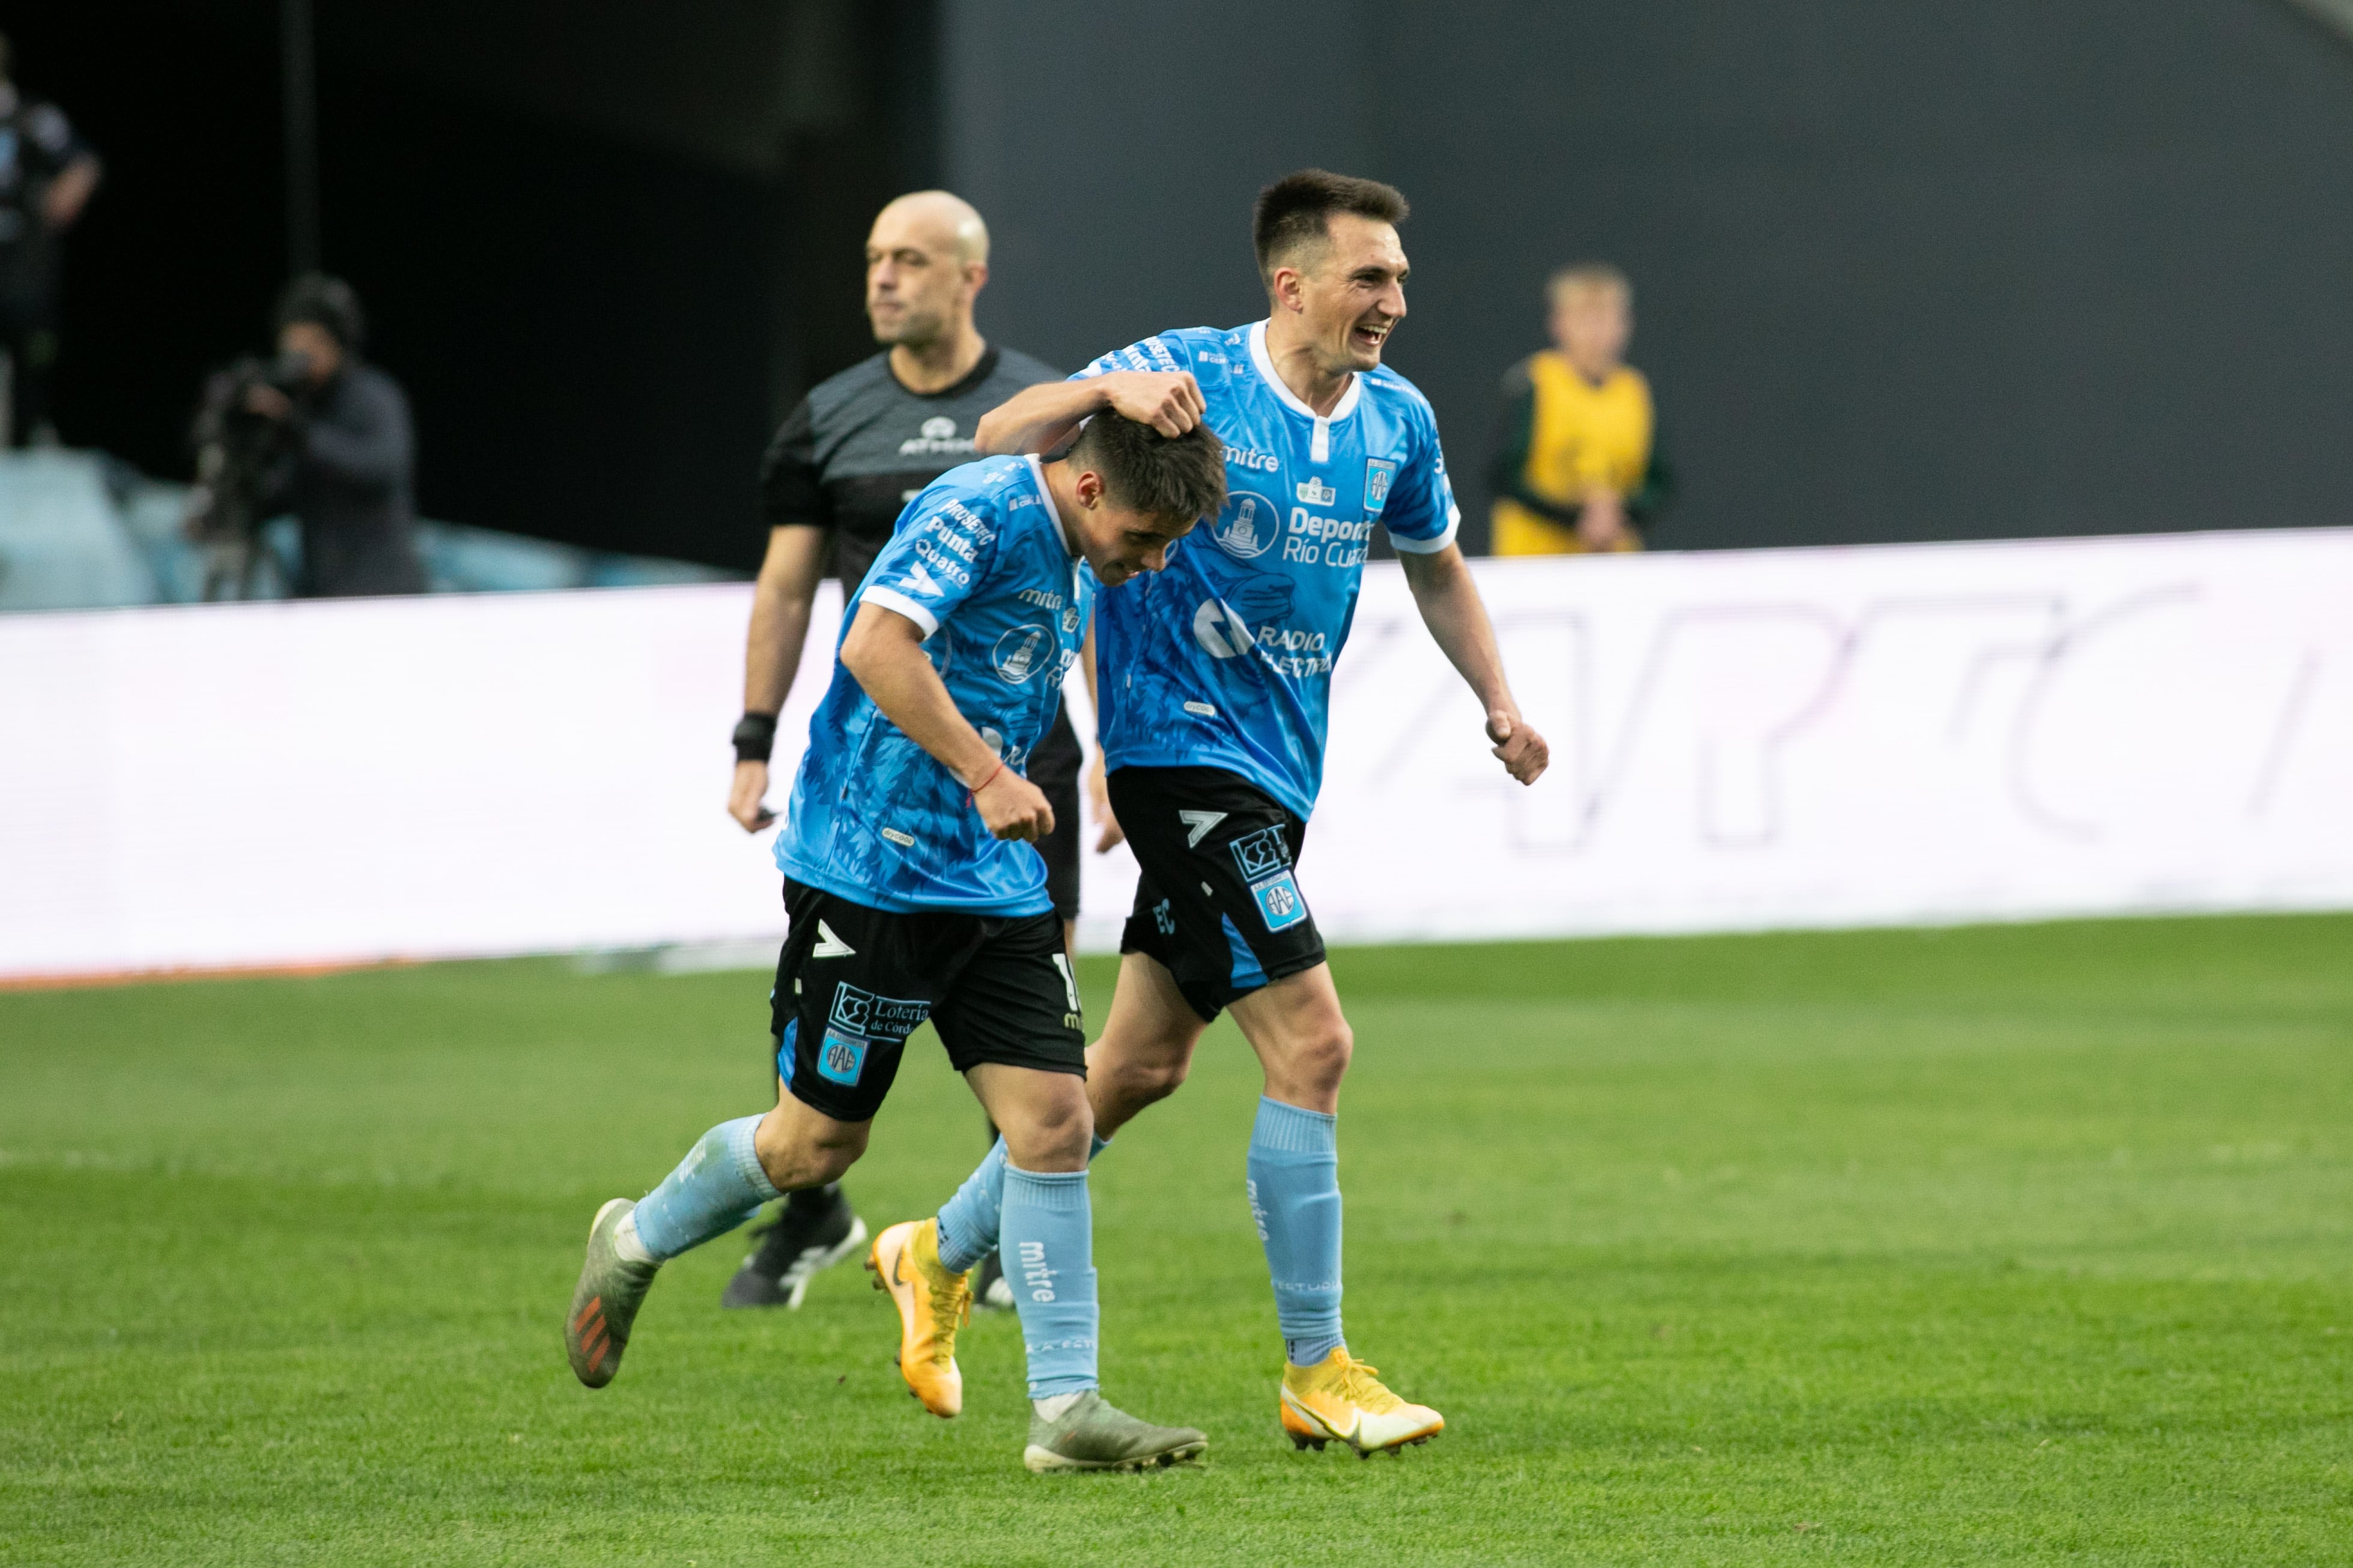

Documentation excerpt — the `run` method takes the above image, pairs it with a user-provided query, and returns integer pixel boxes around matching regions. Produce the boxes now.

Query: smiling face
[864,195,986,350]
[1277,212,1409,377]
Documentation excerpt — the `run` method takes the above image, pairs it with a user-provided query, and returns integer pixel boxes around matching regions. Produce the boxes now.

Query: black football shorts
[768,879,1085,1124]
[1110,765,1327,1023]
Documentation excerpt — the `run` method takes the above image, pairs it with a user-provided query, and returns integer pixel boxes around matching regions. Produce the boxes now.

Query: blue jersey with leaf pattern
[1078,321,1459,819]
[776,455,1093,913]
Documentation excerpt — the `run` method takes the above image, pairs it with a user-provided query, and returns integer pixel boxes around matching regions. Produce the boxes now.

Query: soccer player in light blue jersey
[926,170,1552,1457]
[565,413,1228,1474]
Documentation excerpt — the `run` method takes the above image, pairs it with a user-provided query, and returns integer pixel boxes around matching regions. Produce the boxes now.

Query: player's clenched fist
[973,767,1056,842]
[1487,711,1549,786]
[1098,370,1205,438]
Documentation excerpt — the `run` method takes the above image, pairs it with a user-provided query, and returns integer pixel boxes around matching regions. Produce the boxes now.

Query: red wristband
[970,758,1006,799]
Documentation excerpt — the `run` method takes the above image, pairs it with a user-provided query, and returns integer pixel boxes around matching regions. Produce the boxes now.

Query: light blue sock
[936,1133,1110,1273]
[630,1115,780,1261]
[1248,1097,1346,1367]
[1001,1165,1098,1398]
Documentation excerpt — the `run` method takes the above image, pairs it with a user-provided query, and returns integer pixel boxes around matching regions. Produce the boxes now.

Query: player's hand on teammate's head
[1101,371,1206,438]
[1487,711,1550,786]
[729,760,777,832]
[974,769,1055,843]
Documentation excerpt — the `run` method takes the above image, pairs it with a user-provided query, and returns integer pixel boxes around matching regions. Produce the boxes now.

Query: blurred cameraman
[235,274,425,598]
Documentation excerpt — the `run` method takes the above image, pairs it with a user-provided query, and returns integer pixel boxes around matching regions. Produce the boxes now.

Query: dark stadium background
[17,0,2353,571]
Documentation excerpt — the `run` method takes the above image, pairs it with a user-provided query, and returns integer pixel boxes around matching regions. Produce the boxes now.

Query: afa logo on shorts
[816,1028,870,1086]
[1249,871,1309,932]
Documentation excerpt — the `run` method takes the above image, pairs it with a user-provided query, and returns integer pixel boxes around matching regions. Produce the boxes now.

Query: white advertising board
[3,527,2349,982]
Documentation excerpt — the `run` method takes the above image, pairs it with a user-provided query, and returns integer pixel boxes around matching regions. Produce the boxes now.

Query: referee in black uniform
[720,190,1078,1310]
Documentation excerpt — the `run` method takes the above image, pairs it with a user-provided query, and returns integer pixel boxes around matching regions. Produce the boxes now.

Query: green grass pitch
[5,915,2351,1565]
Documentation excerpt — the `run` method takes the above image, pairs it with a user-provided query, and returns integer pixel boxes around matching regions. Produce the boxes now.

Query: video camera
[183,351,313,599]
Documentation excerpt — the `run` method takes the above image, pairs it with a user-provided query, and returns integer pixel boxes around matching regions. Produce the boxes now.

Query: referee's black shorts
[1029,701,1083,923]
[1110,765,1326,1023]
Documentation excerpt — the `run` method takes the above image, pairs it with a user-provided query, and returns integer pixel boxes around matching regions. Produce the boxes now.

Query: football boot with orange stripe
[565,1199,660,1388]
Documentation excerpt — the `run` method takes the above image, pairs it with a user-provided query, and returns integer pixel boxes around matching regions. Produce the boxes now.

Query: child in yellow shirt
[1487,264,1673,554]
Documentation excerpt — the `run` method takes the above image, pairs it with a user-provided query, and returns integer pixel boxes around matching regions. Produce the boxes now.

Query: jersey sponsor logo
[898,416,976,456]
[830,981,930,1040]
[1212,491,1280,558]
[815,1028,870,1085]
[1183,700,1217,716]
[1229,823,1292,880]
[810,919,857,958]
[1191,598,1257,659]
[1364,458,1397,513]
[992,624,1052,684]
[1250,870,1310,932]
[1225,446,1278,473]
[1015,587,1066,610]
[1061,607,1081,634]
[880,826,916,846]
[911,539,972,587]
[1295,477,1337,506]
[1284,506,1377,568]
[1179,808,1227,848]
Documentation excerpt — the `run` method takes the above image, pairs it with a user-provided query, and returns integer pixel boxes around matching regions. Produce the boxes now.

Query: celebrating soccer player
[722,190,1077,1313]
[566,413,1227,1474]
[912,169,1550,1458]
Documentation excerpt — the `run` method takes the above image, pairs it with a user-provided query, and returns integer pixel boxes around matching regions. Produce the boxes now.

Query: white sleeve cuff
[1386,503,1461,555]
[861,586,940,637]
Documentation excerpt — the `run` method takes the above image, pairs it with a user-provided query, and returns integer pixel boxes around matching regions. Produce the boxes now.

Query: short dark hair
[1252,169,1409,283]
[273,273,366,354]
[1070,414,1227,525]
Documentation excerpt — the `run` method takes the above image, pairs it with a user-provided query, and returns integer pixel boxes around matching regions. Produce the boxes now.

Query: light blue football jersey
[1078,321,1460,820]
[775,454,1094,914]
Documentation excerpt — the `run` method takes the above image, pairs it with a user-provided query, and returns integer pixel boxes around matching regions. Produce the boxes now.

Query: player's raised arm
[838,602,1056,842]
[973,371,1206,455]
[1395,543,1550,786]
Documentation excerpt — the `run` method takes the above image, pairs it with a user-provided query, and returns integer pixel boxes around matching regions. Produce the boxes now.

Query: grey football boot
[1022,1391,1209,1474]
[566,1198,660,1388]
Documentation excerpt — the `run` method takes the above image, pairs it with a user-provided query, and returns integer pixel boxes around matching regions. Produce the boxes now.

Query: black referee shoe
[720,1184,869,1310]
[973,1249,1016,1311]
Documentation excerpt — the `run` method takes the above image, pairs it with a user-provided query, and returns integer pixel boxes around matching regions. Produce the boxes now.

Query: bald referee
[718,191,1076,1311]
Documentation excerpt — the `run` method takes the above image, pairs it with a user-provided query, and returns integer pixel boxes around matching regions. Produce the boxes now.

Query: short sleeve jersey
[760,345,1063,593]
[774,455,1095,914]
[1079,321,1460,820]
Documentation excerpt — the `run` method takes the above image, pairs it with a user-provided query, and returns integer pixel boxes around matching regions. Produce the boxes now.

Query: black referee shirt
[760,343,1061,591]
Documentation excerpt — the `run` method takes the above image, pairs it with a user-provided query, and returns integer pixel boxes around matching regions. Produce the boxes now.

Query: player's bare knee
[754,1105,866,1190]
[1000,1080,1093,1171]
[1292,1018,1353,1093]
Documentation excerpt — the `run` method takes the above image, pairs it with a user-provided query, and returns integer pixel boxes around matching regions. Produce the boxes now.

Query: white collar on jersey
[1246,319,1362,465]
[1023,453,1077,558]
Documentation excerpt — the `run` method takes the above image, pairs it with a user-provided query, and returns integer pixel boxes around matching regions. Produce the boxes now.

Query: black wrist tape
[732,711,779,764]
